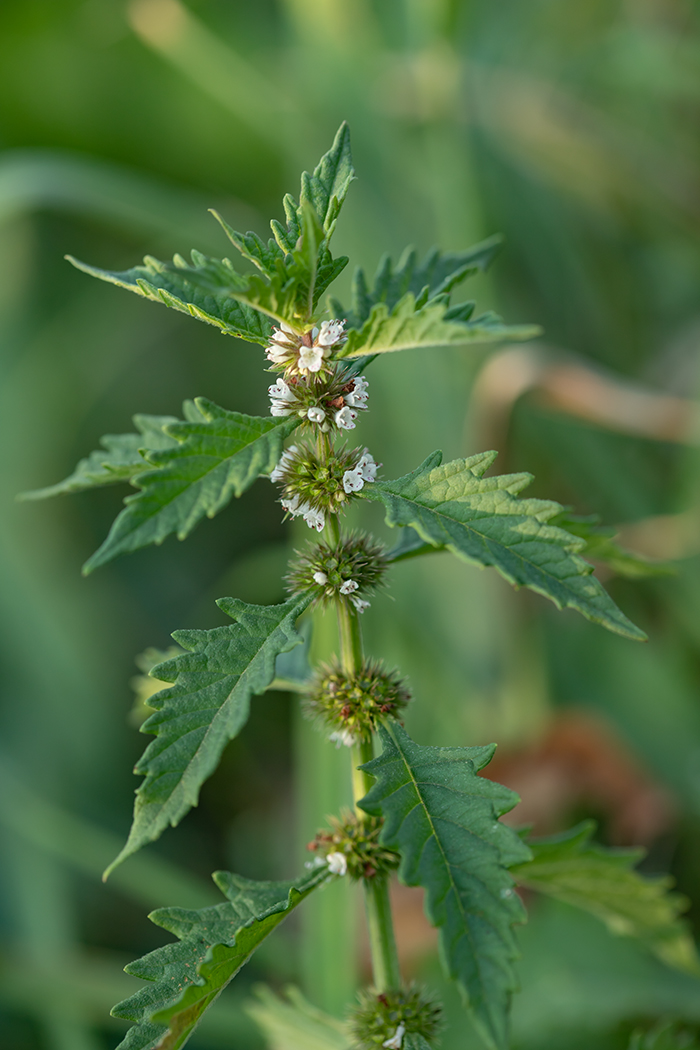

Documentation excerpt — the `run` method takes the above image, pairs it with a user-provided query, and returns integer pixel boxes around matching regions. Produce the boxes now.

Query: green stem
[363,876,401,992]
[336,594,401,993]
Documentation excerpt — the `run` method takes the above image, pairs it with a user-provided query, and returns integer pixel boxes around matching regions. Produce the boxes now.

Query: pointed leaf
[339,294,540,359]
[510,821,700,976]
[67,253,274,344]
[84,401,298,573]
[335,236,503,328]
[359,721,531,1050]
[361,450,646,640]
[19,415,179,499]
[112,866,330,1050]
[106,594,313,875]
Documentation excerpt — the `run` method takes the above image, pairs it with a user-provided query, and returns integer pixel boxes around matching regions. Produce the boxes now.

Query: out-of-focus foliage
[2,1,700,1048]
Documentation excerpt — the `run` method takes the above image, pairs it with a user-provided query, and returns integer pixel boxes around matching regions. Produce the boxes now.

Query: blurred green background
[3,1,700,1048]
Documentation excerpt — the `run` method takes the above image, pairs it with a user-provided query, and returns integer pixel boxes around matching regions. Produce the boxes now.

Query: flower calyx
[307,811,399,882]
[265,318,347,377]
[305,659,411,742]
[270,444,378,531]
[348,984,443,1050]
[286,533,387,611]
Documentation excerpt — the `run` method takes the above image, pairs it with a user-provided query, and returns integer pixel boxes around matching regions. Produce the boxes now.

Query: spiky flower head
[265,318,347,376]
[286,533,387,611]
[348,984,443,1049]
[270,443,378,532]
[268,369,369,432]
[305,659,411,743]
[307,810,399,881]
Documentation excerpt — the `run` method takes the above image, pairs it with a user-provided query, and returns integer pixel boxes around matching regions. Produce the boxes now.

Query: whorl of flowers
[286,533,387,611]
[265,318,347,376]
[305,659,411,744]
[268,371,368,432]
[348,984,443,1050]
[270,444,379,532]
[307,811,400,882]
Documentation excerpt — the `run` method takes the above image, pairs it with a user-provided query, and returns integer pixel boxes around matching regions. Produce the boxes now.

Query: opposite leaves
[85,399,297,573]
[362,450,646,640]
[105,594,312,877]
[113,866,329,1050]
[360,722,531,1050]
[510,821,700,976]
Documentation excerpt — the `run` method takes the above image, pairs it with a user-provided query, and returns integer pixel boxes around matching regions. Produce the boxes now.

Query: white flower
[339,579,359,595]
[298,345,324,373]
[357,450,378,482]
[383,1024,405,1050]
[307,406,326,423]
[345,376,369,408]
[268,377,295,416]
[342,467,365,494]
[335,406,358,430]
[280,494,303,515]
[313,571,328,585]
[266,343,290,365]
[303,506,325,532]
[317,319,346,347]
[329,728,356,748]
[326,852,348,876]
[351,595,370,613]
[270,446,297,483]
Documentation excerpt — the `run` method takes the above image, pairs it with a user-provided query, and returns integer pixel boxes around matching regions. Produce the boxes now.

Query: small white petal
[383,1024,405,1049]
[326,852,348,876]
[313,571,328,585]
[351,595,370,613]
[317,319,346,347]
[307,406,326,423]
[334,406,357,430]
[299,346,324,373]
[270,404,292,417]
[303,506,326,531]
[280,321,296,335]
[342,468,365,494]
[339,579,359,595]
[357,450,378,482]
[329,729,356,748]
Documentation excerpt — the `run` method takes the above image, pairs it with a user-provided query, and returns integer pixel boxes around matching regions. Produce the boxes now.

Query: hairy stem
[336,576,401,993]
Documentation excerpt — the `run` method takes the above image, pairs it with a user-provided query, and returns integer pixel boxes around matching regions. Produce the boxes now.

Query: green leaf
[66,252,274,344]
[551,512,676,579]
[361,450,646,640]
[19,414,179,499]
[270,121,355,251]
[333,236,504,329]
[84,400,298,573]
[246,985,351,1050]
[510,821,700,977]
[112,866,330,1050]
[105,593,313,876]
[339,294,540,359]
[359,721,531,1050]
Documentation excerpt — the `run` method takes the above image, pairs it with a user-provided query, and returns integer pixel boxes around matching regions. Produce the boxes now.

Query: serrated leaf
[332,236,503,329]
[551,511,676,579]
[105,594,312,876]
[361,450,646,640]
[19,414,179,499]
[246,985,351,1050]
[510,821,700,976]
[339,293,540,359]
[84,400,298,573]
[112,866,329,1050]
[66,253,274,344]
[359,721,531,1050]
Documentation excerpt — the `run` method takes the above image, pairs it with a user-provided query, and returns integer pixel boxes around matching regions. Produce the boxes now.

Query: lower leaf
[112,867,330,1050]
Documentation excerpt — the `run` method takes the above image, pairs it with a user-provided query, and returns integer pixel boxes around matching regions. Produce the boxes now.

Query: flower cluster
[286,534,387,610]
[305,659,411,744]
[307,811,400,881]
[265,319,347,375]
[348,984,443,1050]
[268,372,369,432]
[270,444,378,532]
